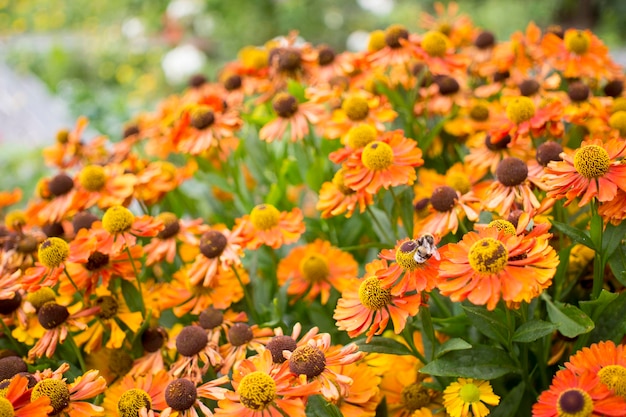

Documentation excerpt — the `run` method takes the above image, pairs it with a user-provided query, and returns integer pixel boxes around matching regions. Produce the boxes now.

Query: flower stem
[231,265,259,323]
[63,268,80,294]
[66,333,87,373]
[589,199,604,300]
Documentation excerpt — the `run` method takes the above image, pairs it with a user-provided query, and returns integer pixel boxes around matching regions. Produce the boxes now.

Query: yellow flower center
[31,378,70,415]
[0,397,13,417]
[556,388,593,417]
[238,371,277,411]
[609,110,626,136]
[289,345,326,378]
[96,295,119,319]
[395,240,420,270]
[564,30,591,55]
[0,396,15,416]
[27,287,57,310]
[487,220,516,235]
[102,205,135,234]
[470,103,490,121]
[445,171,471,194]
[342,96,370,121]
[332,168,354,195]
[299,254,330,283]
[421,31,449,57]
[239,46,269,69]
[249,204,280,231]
[573,145,610,179]
[361,141,394,171]
[368,30,387,52]
[401,383,431,412]
[38,237,69,269]
[78,165,106,191]
[358,276,392,310]
[56,129,69,144]
[598,365,626,398]
[5,210,26,230]
[118,389,152,417]
[468,238,509,274]
[347,124,377,149]
[384,24,409,48]
[612,98,626,114]
[459,382,481,403]
[506,96,535,124]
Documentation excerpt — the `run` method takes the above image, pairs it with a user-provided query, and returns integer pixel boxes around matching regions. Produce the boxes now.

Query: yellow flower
[443,378,500,417]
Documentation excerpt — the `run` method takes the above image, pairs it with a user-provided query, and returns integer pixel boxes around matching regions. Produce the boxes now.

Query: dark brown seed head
[223,74,242,91]
[493,70,510,82]
[272,93,299,118]
[385,24,409,48]
[430,186,458,212]
[142,327,167,353]
[474,31,495,49]
[519,79,540,96]
[165,378,197,411]
[536,141,564,166]
[485,134,511,151]
[0,356,27,381]
[414,197,430,213]
[318,45,336,66]
[496,157,528,186]
[188,74,208,89]
[435,75,460,95]
[289,345,326,378]
[604,80,624,98]
[507,210,524,228]
[199,230,228,259]
[266,335,298,363]
[72,211,99,231]
[190,110,215,130]
[123,125,140,138]
[228,323,253,347]
[42,222,65,238]
[568,81,590,102]
[86,251,110,271]
[37,302,70,329]
[176,326,208,357]
[48,173,74,197]
[198,307,224,330]
[0,292,22,315]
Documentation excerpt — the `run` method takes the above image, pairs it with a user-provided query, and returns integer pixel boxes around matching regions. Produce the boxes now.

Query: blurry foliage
[1,0,625,139]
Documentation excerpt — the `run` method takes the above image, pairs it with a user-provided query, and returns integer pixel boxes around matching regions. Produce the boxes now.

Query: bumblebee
[413,233,440,263]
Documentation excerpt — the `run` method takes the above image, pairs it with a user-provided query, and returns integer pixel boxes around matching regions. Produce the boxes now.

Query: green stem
[63,268,80,294]
[231,265,259,323]
[66,333,87,373]
[589,199,604,300]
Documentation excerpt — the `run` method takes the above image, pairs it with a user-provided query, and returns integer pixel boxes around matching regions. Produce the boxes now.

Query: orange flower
[599,188,626,225]
[215,349,320,417]
[376,236,441,295]
[565,341,626,398]
[414,31,470,76]
[277,239,357,304]
[219,322,275,374]
[540,28,621,80]
[172,98,242,156]
[134,159,197,206]
[169,325,223,383]
[235,204,305,250]
[187,225,243,287]
[102,369,171,417]
[532,368,626,417]
[99,205,163,255]
[284,333,363,401]
[437,227,559,310]
[0,374,52,417]
[159,376,230,417]
[0,187,22,210]
[75,163,137,210]
[328,361,382,417]
[259,92,325,143]
[316,168,375,218]
[543,137,626,207]
[419,2,476,48]
[334,259,422,342]
[418,185,481,236]
[465,132,532,175]
[143,214,205,266]
[367,24,420,70]
[322,91,397,141]
[30,367,108,417]
[482,157,541,217]
[343,130,423,194]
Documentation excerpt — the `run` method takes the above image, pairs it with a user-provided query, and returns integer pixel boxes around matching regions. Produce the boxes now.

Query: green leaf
[608,243,626,286]
[121,279,145,314]
[550,220,595,249]
[420,346,518,379]
[579,290,619,320]
[544,295,594,338]
[354,336,413,356]
[490,382,525,417]
[435,338,472,357]
[306,394,344,417]
[587,291,626,344]
[462,305,510,345]
[512,320,557,343]
[602,221,626,259]
[366,206,395,244]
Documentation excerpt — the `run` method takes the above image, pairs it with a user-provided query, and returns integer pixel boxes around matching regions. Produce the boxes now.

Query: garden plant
[1,3,626,417]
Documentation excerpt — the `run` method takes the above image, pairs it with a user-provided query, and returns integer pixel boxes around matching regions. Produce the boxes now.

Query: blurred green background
[1,0,625,197]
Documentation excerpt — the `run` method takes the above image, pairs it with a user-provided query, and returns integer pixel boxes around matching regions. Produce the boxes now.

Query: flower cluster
[1,2,626,416]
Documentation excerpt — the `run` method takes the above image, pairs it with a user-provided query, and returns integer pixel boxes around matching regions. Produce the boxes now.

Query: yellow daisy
[443,378,500,417]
